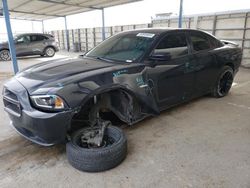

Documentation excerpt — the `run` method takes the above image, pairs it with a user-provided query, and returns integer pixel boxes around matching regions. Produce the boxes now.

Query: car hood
[15,57,134,94]
[0,41,8,48]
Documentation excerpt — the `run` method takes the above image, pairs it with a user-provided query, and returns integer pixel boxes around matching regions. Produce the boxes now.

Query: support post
[57,30,60,48]
[93,28,96,47]
[242,12,248,49]
[2,0,19,74]
[64,16,70,51]
[42,20,45,33]
[78,29,81,51]
[168,19,170,27]
[101,8,105,41]
[72,29,74,44]
[178,0,183,28]
[85,28,88,52]
[188,17,191,28]
[212,15,217,35]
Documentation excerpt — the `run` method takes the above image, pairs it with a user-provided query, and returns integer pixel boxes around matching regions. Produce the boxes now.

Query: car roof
[118,28,218,40]
[15,33,54,38]
[119,28,209,35]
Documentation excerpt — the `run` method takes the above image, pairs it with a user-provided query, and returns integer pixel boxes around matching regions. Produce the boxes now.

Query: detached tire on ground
[211,65,234,98]
[66,126,127,172]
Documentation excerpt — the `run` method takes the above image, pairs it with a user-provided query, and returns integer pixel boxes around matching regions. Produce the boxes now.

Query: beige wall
[48,11,250,65]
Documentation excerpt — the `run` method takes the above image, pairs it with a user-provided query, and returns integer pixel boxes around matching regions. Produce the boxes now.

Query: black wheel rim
[74,129,115,149]
[80,135,115,149]
[218,71,233,96]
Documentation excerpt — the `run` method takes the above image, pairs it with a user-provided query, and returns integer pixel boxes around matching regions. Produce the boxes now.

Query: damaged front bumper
[3,78,73,146]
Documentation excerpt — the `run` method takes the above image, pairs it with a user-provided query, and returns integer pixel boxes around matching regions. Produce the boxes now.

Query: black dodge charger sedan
[3,28,242,172]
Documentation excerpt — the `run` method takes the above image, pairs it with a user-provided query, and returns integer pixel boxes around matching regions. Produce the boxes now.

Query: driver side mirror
[15,40,22,44]
[149,51,172,61]
[78,50,89,58]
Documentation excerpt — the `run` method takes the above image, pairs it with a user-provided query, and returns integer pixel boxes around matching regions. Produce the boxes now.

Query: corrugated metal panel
[3,0,141,21]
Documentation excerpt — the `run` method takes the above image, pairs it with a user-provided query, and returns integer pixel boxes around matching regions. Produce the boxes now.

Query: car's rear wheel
[0,50,11,61]
[44,47,55,57]
[66,125,127,172]
[212,66,234,98]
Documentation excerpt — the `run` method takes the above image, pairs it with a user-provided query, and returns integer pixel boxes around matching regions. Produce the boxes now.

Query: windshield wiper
[89,56,114,63]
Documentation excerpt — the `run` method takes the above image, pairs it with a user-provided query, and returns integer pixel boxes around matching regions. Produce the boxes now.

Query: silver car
[0,33,59,61]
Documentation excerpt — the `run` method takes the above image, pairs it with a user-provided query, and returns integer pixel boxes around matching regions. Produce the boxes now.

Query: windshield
[13,35,21,40]
[85,32,156,63]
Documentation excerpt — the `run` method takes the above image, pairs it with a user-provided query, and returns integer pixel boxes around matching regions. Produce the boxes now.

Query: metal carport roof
[1,0,141,21]
[0,0,141,74]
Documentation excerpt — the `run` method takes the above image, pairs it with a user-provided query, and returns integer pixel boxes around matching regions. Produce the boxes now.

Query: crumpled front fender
[70,67,160,125]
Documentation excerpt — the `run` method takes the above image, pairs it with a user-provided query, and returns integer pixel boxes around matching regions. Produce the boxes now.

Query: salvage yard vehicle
[2,28,242,172]
[0,33,59,61]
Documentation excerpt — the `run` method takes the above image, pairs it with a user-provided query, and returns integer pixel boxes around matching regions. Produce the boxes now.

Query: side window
[30,35,37,42]
[154,33,188,59]
[38,35,48,41]
[16,35,30,43]
[31,35,47,42]
[190,33,211,51]
[208,36,223,48]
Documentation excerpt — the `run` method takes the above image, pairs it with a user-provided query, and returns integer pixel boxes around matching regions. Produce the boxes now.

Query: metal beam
[178,0,183,28]
[11,0,34,10]
[101,8,105,40]
[9,10,63,18]
[3,16,41,22]
[2,0,19,74]
[64,16,70,51]
[38,0,102,10]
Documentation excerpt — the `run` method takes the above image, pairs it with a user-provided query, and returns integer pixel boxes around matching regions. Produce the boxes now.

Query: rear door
[30,35,48,55]
[187,31,219,95]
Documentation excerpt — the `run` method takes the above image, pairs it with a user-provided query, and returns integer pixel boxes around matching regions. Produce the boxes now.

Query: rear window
[46,34,54,39]
[208,36,224,48]
[190,33,211,51]
[31,35,48,42]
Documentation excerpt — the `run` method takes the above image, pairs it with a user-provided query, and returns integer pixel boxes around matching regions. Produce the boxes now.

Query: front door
[146,32,196,110]
[15,35,31,56]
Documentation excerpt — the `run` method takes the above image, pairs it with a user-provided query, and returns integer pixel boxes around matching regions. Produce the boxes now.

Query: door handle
[195,64,205,71]
[185,62,190,68]
[185,62,195,69]
[184,62,196,73]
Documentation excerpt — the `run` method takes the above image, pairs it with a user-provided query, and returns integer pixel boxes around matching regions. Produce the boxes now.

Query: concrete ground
[0,53,250,188]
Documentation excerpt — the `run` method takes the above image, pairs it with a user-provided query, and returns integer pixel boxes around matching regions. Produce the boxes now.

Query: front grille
[3,88,22,117]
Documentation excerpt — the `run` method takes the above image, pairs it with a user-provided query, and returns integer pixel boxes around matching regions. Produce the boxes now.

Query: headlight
[30,95,67,111]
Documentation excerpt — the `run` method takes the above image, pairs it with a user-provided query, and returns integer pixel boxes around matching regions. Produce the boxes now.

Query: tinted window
[208,36,223,48]
[31,35,48,42]
[154,33,188,59]
[190,32,211,51]
[16,35,30,43]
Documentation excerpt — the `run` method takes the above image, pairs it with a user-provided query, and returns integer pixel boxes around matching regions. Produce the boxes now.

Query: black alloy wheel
[212,66,234,98]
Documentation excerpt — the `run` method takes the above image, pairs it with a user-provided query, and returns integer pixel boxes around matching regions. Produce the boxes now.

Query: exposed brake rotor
[80,119,111,148]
